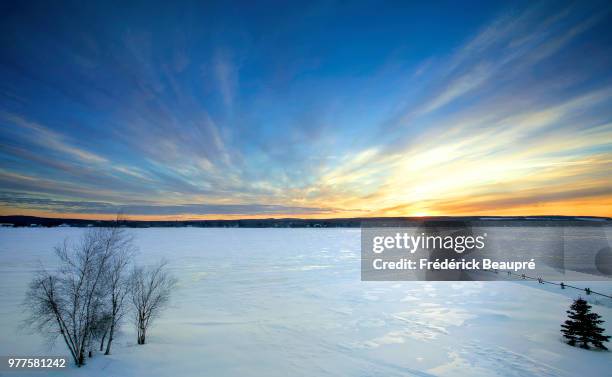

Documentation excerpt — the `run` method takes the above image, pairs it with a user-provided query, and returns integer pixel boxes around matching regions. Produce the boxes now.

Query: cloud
[418,63,492,115]
[2,112,108,164]
[213,50,238,110]
[0,195,333,215]
[304,83,612,216]
[1,1,611,218]
[407,3,602,119]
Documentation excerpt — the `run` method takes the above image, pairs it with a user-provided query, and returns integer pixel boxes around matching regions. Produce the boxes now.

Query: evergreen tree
[561,298,610,350]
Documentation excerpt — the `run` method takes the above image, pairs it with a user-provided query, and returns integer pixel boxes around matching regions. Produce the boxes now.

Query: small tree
[100,227,136,355]
[24,230,115,366]
[24,226,136,366]
[561,298,610,350]
[130,260,176,345]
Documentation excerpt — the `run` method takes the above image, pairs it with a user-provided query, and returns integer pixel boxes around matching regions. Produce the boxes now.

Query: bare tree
[91,310,112,352]
[24,271,78,363]
[101,227,136,354]
[130,260,177,345]
[25,230,111,366]
[24,226,135,366]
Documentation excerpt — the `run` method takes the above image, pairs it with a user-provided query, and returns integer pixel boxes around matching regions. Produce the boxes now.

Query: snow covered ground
[0,228,610,376]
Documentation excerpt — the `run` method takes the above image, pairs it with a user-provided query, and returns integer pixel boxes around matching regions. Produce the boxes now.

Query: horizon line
[2,214,610,223]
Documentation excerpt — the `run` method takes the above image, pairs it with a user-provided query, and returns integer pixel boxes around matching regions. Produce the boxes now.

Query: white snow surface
[0,228,610,376]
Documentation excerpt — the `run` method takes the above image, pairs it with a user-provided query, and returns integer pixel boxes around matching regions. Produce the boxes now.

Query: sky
[0,0,611,220]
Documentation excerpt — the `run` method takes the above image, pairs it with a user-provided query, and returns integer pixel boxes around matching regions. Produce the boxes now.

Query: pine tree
[561,298,610,350]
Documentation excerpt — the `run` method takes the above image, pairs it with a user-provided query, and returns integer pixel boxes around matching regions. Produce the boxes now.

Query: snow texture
[0,228,610,376]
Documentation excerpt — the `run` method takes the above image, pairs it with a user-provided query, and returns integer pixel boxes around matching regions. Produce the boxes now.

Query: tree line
[24,225,176,367]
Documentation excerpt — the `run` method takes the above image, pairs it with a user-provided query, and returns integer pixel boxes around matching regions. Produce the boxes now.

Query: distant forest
[1,215,610,228]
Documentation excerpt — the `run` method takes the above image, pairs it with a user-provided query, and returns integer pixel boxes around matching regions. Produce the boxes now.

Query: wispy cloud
[0,195,332,216]
[2,113,108,164]
[0,1,611,218]
[213,50,238,111]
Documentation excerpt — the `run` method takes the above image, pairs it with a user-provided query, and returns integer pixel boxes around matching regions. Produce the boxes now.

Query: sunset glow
[1,1,611,219]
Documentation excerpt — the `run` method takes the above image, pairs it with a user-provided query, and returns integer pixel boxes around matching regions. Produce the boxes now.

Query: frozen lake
[0,228,611,376]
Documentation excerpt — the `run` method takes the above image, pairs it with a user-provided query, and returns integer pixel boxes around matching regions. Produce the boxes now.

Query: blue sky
[1,0,611,218]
